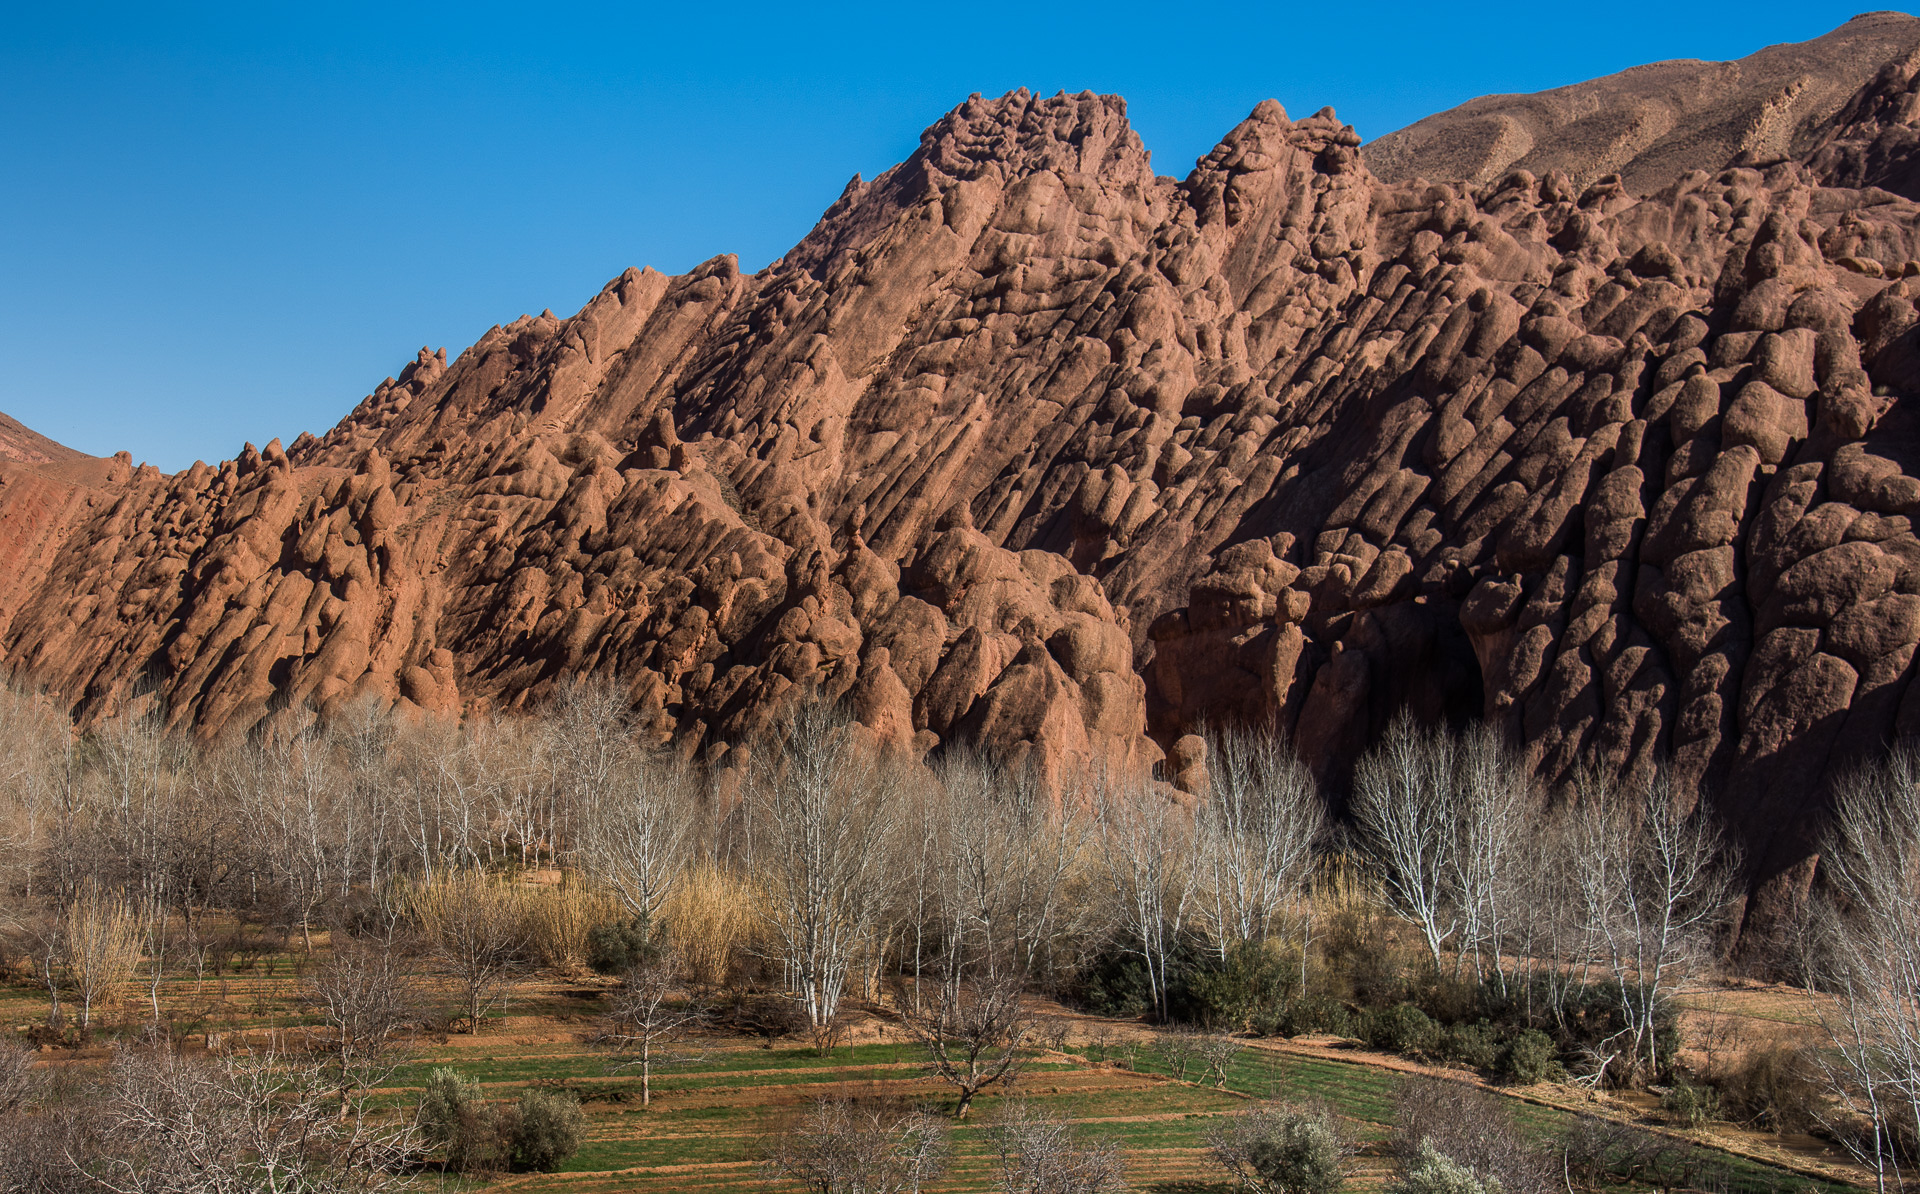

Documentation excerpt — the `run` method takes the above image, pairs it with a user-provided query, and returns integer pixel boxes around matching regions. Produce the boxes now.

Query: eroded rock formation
[11,17,1920,927]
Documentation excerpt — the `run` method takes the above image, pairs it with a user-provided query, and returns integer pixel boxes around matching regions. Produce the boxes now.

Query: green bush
[1501,1029,1561,1085]
[506,1088,586,1171]
[1363,1004,1437,1057]
[1388,1140,1501,1194]
[1438,1022,1500,1070]
[587,915,661,976]
[1187,940,1296,1032]
[417,1067,507,1173]
[1251,995,1353,1040]
[1660,1080,1721,1128]
[1209,1101,1349,1194]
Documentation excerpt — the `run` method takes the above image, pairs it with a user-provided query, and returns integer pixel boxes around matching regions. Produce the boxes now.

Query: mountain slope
[9,31,1920,929]
[1364,12,1920,194]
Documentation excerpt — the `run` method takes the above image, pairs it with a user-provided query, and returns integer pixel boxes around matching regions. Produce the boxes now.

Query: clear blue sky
[2,1,1904,471]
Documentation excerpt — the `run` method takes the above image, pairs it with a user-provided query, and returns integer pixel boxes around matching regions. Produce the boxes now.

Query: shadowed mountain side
[11,53,1920,935]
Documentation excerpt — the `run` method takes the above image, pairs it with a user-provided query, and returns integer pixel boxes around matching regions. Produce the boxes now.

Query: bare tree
[1569,770,1733,1084]
[750,701,902,1038]
[1447,725,1530,988]
[1194,726,1323,961]
[594,959,707,1107]
[1808,744,1920,1190]
[929,749,1091,989]
[900,972,1033,1118]
[1155,1027,1205,1081]
[1351,718,1459,972]
[91,1043,417,1194]
[409,872,531,1034]
[1197,1034,1245,1088]
[1353,718,1535,984]
[760,1097,950,1194]
[1092,770,1197,1020]
[303,938,420,1112]
[577,749,696,930]
[985,1102,1127,1194]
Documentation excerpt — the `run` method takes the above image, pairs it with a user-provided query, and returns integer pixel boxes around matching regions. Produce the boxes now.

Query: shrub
[506,1088,585,1171]
[1186,940,1296,1032]
[586,915,661,976]
[1660,1080,1721,1128]
[1390,1140,1500,1194]
[1393,1076,1551,1194]
[1714,1045,1823,1133]
[1252,995,1353,1040]
[1500,1030,1561,1085]
[417,1067,507,1173]
[1208,1100,1349,1194]
[1438,1022,1500,1071]
[1364,1004,1437,1056]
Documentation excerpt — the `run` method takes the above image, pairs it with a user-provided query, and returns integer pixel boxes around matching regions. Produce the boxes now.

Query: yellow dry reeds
[63,884,141,1029]
[524,878,621,971]
[662,862,763,988]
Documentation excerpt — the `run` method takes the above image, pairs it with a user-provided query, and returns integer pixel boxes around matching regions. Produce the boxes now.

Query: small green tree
[507,1088,585,1171]
[1389,1141,1501,1194]
[1209,1100,1349,1194]
[417,1067,506,1173]
[1501,1030,1560,1085]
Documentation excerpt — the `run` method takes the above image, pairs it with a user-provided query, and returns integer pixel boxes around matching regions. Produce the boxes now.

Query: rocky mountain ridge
[10,18,1920,930]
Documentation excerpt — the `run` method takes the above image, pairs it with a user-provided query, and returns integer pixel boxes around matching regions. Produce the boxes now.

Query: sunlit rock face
[13,16,1920,927]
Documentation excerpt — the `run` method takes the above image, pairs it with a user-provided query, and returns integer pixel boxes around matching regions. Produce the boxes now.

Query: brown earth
[10,18,1920,933]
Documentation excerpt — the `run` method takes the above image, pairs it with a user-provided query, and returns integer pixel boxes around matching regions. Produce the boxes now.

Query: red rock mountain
[9,17,1920,927]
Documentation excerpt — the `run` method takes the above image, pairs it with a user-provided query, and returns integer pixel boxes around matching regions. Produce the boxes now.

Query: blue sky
[2,1,1905,471]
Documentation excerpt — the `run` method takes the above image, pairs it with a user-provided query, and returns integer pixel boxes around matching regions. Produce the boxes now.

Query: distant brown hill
[1364,12,1920,194]
[10,16,1920,935]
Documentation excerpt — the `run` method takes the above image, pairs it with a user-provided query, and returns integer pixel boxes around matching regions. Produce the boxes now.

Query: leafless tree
[928,749,1091,989]
[1197,1034,1245,1088]
[0,1038,41,1117]
[1808,744,1920,1190]
[0,686,66,899]
[1092,770,1197,1019]
[303,938,421,1112]
[595,959,707,1107]
[760,1097,950,1194]
[900,971,1032,1118]
[577,749,696,928]
[984,1102,1127,1194]
[1392,1076,1552,1194]
[1569,769,1733,1084]
[1352,717,1460,972]
[409,872,532,1034]
[750,700,903,1037]
[1194,726,1323,960]
[1353,718,1536,984]
[1154,1027,1205,1081]
[90,1043,418,1194]
[1447,725,1531,988]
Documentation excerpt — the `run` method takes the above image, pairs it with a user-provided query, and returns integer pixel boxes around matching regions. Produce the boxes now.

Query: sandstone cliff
[10,21,1920,928]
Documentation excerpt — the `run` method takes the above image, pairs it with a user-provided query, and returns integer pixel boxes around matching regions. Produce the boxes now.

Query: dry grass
[663,862,763,987]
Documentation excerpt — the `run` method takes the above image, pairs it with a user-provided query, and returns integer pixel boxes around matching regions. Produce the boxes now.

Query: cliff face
[12,21,1920,926]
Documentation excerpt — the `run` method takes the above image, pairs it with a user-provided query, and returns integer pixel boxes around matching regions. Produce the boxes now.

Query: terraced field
[0,962,1873,1192]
